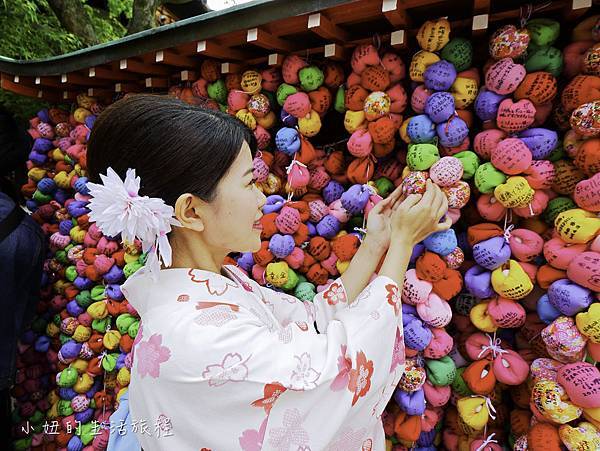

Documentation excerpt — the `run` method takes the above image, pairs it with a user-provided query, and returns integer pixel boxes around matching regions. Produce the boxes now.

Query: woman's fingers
[398,193,422,211]
[435,216,453,231]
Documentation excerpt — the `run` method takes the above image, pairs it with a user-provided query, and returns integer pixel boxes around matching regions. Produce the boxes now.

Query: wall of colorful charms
[10,10,600,451]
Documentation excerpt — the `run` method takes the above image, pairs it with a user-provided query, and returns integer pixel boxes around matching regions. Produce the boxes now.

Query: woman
[86,95,450,451]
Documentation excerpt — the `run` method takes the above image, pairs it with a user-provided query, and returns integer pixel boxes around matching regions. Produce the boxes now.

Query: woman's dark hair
[87,94,257,206]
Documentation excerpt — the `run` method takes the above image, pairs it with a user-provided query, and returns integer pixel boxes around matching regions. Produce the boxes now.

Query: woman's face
[201,141,266,253]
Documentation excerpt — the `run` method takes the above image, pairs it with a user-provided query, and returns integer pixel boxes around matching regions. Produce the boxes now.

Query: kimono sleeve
[185,275,404,449]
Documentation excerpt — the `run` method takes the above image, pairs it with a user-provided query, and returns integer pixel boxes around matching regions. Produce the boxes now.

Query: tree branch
[127,0,160,35]
[47,0,99,46]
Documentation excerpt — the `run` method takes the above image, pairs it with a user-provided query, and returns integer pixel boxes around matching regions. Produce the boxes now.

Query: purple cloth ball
[472,236,511,270]
[518,128,558,160]
[465,265,494,299]
[547,279,594,316]
[424,60,457,91]
[340,184,371,215]
[425,92,455,123]
[436,116,468,148]
[103,265,124,284]
[394,388,426,416]
[475,88,506,122]
[106,284,124,300]
[316,215,341,239]
[323,181,344,205]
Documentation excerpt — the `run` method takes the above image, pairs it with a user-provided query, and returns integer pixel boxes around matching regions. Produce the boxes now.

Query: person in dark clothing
[0,105,46,450]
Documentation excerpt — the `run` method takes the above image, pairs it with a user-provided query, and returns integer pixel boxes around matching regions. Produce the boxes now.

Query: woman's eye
[248,178,257,186]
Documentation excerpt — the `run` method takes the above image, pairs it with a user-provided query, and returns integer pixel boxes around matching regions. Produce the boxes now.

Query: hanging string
[475,432,498,451]
[503,224,515,243]
[477,333,508,359]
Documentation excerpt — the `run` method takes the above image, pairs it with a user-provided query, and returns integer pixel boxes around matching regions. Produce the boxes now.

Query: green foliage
[0,0,129,119]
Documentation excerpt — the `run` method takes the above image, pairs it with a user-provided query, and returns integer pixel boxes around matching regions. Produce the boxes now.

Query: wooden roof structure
[0,0,596,104]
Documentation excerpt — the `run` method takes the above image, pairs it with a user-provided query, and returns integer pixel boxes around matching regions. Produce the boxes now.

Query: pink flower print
[188,269,238,295]
[390,326,406,373]
[326,426,367,451]
[290,353,321,390]
[202,352,251,387]
[330,345,351,392]
[304,301,316,323]
[239,416,268,451]
[385,283,401,316]
[267,408,310,451]
[136,333,171,379]
[322,282,346,306]
[195,305,238,327]
[348,351,374,406]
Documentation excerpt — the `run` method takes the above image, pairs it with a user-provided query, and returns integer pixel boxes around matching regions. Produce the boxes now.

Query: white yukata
[120,264,406,451]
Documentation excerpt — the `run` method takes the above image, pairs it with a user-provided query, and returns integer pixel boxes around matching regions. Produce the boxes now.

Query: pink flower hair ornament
[87,167,181,280]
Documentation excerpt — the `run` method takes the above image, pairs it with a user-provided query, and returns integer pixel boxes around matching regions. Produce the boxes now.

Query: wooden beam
[382,0,412,28]
[154,50,197,68]
[118,58,171,76]
[61,72,105,86]
[34,76,61,88]
[564,0,592,22]
[221,62,243,74]
[473,0,490,14]
[61,91,78,102]
[307,13,351,43]
[196,40,246,61]
[246,27,294,52]
[89,66,138,81]
[179,70,197,82]
[1,74,40,98]
[115,82,142,93]
[86,87,113,98]
[323,43,348,61]
[144,77,168,89]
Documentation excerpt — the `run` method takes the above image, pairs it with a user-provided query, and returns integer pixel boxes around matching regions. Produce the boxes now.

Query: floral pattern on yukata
[267,408,311,451]
[385,283,401,316]
[194,302,239,327]
[322,282,346,306]
[187,268,238,295]
[390,326,406,373]
[289,353,321,390]
[202,352,251,387]
[330,345,351,392]
[239,417,268,451]
[251,382,288,414]
[136,333,171,378]
[348,351,374,406]
[326,426,367,451]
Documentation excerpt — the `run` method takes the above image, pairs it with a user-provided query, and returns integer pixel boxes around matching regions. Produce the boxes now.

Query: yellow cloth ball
[531,379,582,424]
[46,322,60,337]
[336,259,350,274]
[53,171,72,189]
[576,303,600,343]
[298,110,322,137]
[344,110,366,133]
[257,110,277,129]
[410,50,440,82]
[103,330,122,351]
[417,18,451,51]
[69,226,86,244]
[469,302,498,333]
[72,325,91,343]
[73,373,95,394]
[236,109,257,130]
[493,176,534,208]
[73,107,92,124]
[491,260,534,300]
[27,167,47,182]
[87,301,108,320]
[70,359,88,374]
[117,367,131,387]
[241,70,262,94]
[266,261,290,287]
[555,208,600,244]
[559,422,600,450]
[399,117,412,143]
[451,77,479,109]
[457,396,491,431]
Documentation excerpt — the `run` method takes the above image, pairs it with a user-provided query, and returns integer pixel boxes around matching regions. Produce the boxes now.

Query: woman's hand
[363,185,404,253]
[390,179,452,246]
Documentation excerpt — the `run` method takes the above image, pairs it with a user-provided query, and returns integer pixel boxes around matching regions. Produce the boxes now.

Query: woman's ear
[174,193,206,232]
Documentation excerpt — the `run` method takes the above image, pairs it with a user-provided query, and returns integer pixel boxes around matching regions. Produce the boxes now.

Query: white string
[503,224,515,243]
[477,333,508,359]
[485,397,497,420]
[475,432,498,451]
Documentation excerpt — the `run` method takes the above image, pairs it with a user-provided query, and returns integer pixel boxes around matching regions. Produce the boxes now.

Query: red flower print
[330,345,351,392]
[195,301,239,312]
[177,294,190,302]
[348,351,374,406]
[323,282,346,306]
[362,439,373,451]
[385,283,401,316]
[136,333,171,379]
[188,269,238,295]
[251,382,288,414]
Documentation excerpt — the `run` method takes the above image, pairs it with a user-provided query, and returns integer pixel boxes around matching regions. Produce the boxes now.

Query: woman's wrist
[362,233,388,257]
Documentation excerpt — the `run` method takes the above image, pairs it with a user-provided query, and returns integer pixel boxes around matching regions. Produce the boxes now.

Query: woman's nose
[257,188,267,210]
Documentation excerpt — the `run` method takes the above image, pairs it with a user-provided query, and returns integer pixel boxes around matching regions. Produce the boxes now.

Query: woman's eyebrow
[243,168,254,177]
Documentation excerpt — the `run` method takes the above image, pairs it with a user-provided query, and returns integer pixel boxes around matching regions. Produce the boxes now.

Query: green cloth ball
[525,46,563,77]
[128,320,140,339]
[14,438,32,451]
[65,266,78,282]
[58,367,78,387]
[375,177,395,197]
[55,249,68,265]
[276,83,297,106]
[218,103,227,113]
[407,143,440,170]
[440,37,473,72]
[425,355,456,386]
[451,367,474,396]
[76,290,93,309]
[454,150,480,180]
[116,314,137,335]
[32,190,52,204]
[92,317,110,333]
[296,274,308,285]
[77,421,96,445]
[282,268,300,291]
[59,334,71,345]
[102,353,118,372]
[295,281,316,302]
[475,162,507,194]
[91,285,106,301]
[526,18,560,47]
[299,66,324,92]
[124,261,144,278]
[207,79,227,104]
[334,86,346,113]
[57,399,73,416]
[543,197,577,224]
